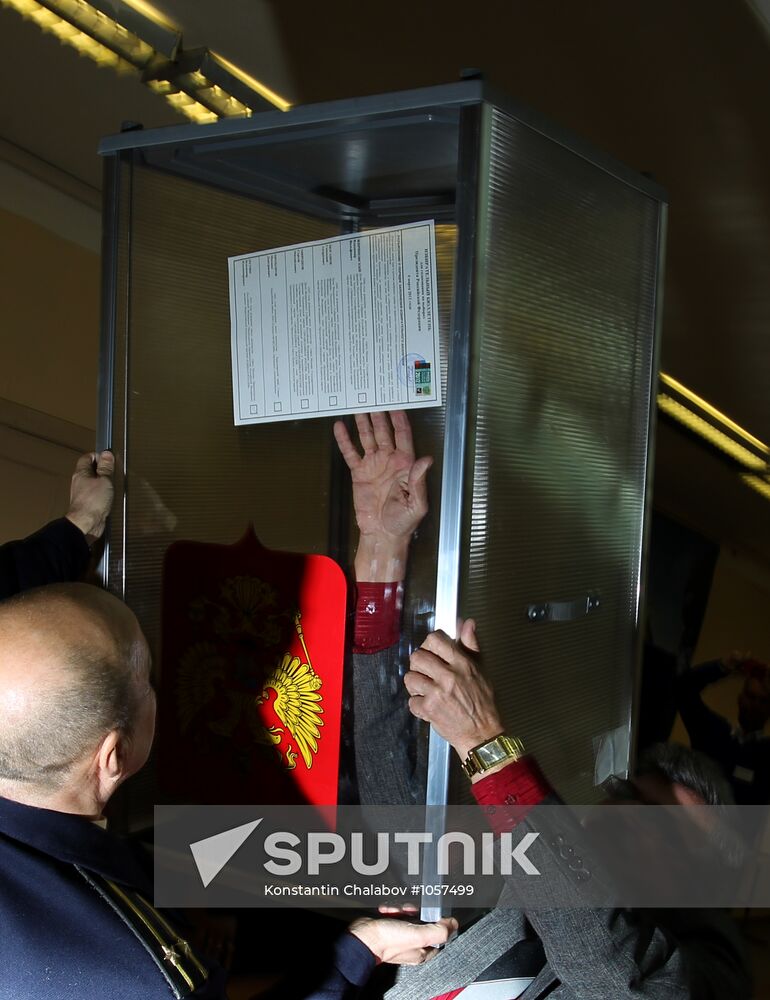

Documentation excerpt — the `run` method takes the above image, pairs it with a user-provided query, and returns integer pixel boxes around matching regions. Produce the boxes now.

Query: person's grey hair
[636,741,734,806]
[0,589,142,790]
[637,742,744,867]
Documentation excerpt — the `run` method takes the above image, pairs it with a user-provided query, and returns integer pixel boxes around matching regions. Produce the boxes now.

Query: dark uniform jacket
[0,796,375,1000]
[0,517,90,601]
[0,795,228,999]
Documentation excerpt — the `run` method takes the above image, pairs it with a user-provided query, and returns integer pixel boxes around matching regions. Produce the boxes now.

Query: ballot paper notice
[228,220,441,425]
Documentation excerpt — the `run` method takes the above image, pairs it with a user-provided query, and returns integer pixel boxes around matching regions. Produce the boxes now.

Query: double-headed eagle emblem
[176,577,323,772]
[254,618,323,770]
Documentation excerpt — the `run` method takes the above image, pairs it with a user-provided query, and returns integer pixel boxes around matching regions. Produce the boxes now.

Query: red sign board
[159,527,347,806]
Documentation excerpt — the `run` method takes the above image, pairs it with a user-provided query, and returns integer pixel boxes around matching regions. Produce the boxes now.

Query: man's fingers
[355,412,377,454]
[73,450,114,478]
[420,629,458,661]
[398,948,433,965]
[390,409,416,458]
[404,668,436,698]
[407,455,433,509]
[74,452,97,474]
[333,420,361,469]
[371,411,395,452]
[409,645,453,681]
[413,918,457,948]
[413,631,478,682]
[351,915,456,967]
[408,695,427,720]
[382,918,457,964]
[395,943,443,964]
[95,450,115,477]
[458,618,480,653]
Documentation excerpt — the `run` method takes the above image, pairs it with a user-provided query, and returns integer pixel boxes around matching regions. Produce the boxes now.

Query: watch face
[476,740,507,768]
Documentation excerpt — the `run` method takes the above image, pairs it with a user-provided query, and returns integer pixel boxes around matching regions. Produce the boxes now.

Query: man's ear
[95,729,129,795]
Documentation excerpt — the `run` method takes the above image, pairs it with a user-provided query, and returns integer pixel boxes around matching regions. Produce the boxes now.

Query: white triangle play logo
[189,819,262,888]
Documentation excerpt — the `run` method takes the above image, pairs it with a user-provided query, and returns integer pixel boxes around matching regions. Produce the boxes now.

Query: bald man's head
[0,584,152,794]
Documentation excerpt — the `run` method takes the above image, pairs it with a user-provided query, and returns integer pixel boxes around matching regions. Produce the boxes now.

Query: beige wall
[0,205,100,430]
[0,399,92,540]
[0,175,99,541]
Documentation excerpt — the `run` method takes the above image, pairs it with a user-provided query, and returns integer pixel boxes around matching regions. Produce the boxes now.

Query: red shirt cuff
[471,756,552,833]
[352,582,403,653]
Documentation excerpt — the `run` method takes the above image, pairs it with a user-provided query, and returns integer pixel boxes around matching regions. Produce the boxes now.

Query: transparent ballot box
[98,81,666,830]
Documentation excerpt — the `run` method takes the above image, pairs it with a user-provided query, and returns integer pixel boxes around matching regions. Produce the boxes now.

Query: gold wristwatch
[461,733,525,779]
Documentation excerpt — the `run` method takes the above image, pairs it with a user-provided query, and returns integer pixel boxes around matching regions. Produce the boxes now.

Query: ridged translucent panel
[458,109,661,802]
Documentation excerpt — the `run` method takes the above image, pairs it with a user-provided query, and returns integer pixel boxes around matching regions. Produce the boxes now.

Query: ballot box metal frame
[98,83,667,906]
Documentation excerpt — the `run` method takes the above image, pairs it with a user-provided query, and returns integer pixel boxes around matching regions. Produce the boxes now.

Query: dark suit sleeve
[351,647,421,806]
[676,660,732,751]
[486,783,751,998]
[522,899,749,999]
[0,518,90,600]
[279,932,376,999]
[328,934,376,996]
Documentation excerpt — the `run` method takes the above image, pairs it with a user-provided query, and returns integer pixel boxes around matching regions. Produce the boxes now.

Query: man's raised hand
[66,451,115,543]
[334,411,432,582]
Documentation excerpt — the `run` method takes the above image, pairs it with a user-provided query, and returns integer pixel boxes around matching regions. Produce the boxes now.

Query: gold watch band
[461,733,525,779]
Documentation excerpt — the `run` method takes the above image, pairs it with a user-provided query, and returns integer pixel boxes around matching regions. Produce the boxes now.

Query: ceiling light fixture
[211,51,292,113]
[741,474,770,503]
[0,0,179,70]
[0,0,290,122]
[657,371,770,503]
[659,372,768,454]
[657,394,767,472]
[143,48,290,124]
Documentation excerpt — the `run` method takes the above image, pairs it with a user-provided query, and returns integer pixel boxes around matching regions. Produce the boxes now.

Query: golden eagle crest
[255,615,323,771]
[176,578,323,773]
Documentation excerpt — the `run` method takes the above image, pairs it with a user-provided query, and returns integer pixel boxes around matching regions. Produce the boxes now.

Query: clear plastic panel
[114,168,339,633]
[107,162,457,820]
